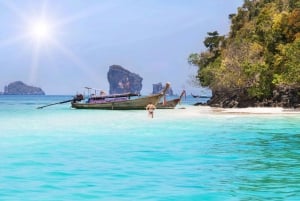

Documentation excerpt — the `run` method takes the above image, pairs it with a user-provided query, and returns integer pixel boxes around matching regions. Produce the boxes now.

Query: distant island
[152,82,173,95]
[2,81,45,95]
[107,65,175,95]
[107,65,143,94]
[188,0,300,108]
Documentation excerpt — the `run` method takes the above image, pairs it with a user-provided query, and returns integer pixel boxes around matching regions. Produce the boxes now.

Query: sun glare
[29,20,53,41]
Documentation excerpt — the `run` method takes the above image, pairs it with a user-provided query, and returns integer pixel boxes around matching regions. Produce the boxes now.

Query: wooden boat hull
[156,98,181,109]
[71,93,163,110]
[156,90,186,109]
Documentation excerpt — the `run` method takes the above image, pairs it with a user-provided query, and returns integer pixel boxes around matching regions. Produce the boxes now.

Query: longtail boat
[191,93,211,98]
[71,83,170,110]
[156,90,186,109]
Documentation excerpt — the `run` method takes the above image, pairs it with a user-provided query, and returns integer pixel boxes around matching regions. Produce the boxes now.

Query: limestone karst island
[1,81,45,95]
[188,0,300,108]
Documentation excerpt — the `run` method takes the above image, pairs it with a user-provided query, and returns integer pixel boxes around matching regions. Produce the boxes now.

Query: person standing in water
[146,102,156,118]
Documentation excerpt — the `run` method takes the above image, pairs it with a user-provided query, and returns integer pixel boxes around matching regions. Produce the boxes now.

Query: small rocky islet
[1,81,45,95]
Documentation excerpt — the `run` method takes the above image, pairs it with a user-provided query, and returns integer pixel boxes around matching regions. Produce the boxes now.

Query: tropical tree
[188,0,300,99]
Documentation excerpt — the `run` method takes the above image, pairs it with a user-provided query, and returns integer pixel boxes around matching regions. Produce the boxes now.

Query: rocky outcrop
[107,65,143,94]
[152,82,173,95]
[207,86,300,108]
[259,86,300,108]
[207,88,254,108]
[4,81,45,95]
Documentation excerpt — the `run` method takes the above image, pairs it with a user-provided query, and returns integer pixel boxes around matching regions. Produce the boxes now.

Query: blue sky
[0,0,243,95]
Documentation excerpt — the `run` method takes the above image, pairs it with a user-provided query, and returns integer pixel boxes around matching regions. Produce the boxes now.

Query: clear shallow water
[0,95,300,200]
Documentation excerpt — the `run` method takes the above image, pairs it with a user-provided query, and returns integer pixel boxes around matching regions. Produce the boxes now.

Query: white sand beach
[170,105,300,117]
[213,107,300,114]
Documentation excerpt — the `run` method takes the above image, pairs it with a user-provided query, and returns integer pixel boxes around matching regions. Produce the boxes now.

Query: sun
[29,20,53,41]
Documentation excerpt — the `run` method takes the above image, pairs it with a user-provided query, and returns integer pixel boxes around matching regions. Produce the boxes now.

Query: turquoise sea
[0,95,300,201]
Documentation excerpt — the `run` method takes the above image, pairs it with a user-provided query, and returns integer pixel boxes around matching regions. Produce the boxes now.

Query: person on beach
[146,102,156,118]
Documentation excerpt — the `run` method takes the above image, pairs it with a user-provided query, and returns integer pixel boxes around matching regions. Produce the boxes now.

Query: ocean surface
[0,95,300,201]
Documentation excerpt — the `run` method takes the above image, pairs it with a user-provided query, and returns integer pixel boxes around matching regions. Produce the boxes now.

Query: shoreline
[181,105,300,115]
[196,106,300,114]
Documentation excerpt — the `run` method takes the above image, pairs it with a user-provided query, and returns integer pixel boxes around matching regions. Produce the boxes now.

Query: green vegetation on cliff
[189,0,300,100]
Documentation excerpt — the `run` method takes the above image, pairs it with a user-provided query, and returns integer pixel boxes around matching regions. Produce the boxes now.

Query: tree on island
[189,0,300,108]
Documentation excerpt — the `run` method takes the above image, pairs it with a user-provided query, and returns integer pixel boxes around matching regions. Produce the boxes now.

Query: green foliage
[204,31,224,53]
[273,38,300,85]
[188,0,300,99]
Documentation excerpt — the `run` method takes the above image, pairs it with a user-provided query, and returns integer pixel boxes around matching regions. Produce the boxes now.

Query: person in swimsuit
[146,102,156,118]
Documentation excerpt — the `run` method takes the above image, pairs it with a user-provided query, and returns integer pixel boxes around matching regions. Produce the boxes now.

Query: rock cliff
[4,81,45,95]
[207,86,300,108]
[152,82,173,95]
[107,65,143,94]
